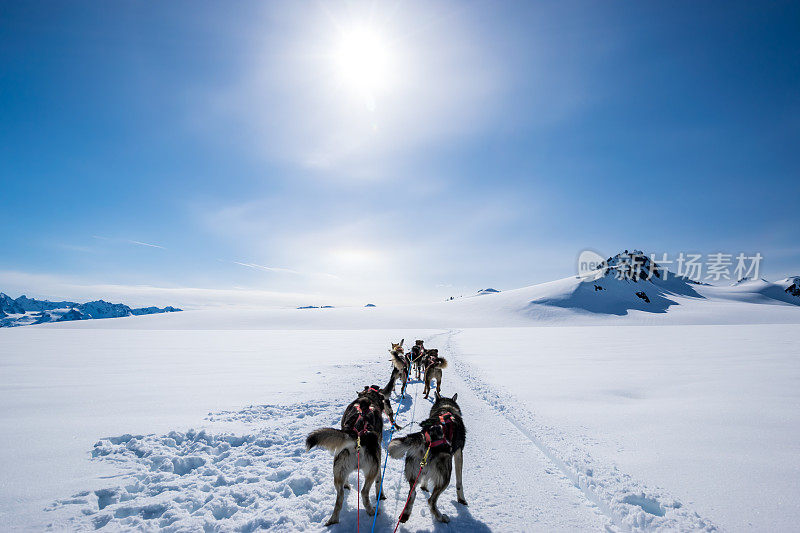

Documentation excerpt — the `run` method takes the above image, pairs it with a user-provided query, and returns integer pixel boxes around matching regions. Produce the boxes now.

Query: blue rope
[371,370,412,532]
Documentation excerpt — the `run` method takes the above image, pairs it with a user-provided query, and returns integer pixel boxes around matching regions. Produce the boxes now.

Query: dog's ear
[400,339,404,346]
[452,393,458,402]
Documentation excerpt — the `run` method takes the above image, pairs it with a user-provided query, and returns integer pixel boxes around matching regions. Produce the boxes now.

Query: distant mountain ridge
[0,293,181,328]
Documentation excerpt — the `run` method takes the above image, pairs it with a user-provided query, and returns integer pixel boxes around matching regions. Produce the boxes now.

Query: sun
[333,26,393,101]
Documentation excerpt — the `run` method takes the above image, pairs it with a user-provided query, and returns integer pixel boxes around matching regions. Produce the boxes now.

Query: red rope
[356,441,361,533]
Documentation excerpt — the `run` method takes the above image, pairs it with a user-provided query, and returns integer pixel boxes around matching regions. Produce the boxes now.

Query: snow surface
[1,274,800,531]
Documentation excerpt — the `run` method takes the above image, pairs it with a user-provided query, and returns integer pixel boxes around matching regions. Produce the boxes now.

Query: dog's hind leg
[427,456,453,523]
[325,450,353,526]
[399,459,419,523]
[399,479,418,523]
[454,448,468,505]
[374,451,387,501]
[428,483,450,523]
[361,453,378,516]
[435,371,442,396]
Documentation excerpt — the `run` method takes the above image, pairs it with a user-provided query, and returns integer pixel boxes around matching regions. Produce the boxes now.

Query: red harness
[423,412,456,449]
[348,404,376,437]
[424,357,443,373]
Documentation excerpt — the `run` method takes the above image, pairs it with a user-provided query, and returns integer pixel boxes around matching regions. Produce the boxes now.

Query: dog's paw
[457,497,469,506]
[324,517,339,526]
[420,486,429,492]
[439,514,450,523]
[380,493,387,500]
[343,484,351,490]
[399,512,411,523]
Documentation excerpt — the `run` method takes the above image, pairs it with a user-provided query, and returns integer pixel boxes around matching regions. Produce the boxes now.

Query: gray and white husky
[306,372,398,525]
[388,392,467,523]
[389,339,410,393]
[421,349,448,399]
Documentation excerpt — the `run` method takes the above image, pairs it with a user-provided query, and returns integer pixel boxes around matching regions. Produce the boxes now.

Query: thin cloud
[129,240,166,250]
[91,235,166,250]
[232,261,299,275]
[230,260,339,280]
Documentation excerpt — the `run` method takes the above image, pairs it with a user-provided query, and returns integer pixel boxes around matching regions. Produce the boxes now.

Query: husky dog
[306,394,387,525]
[388,392,467,523]
[389,339,409,393]
[410,340,426,380]
[422,349,448,399]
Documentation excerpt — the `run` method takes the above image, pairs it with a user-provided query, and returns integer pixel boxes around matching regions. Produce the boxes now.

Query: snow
[1,274,799,531]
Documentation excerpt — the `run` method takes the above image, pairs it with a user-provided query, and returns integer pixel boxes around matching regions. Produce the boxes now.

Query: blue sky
[1,1,798,307]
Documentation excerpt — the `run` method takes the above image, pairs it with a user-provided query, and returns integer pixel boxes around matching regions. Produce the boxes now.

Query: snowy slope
[2,318,799,531]
[2,259,800,531]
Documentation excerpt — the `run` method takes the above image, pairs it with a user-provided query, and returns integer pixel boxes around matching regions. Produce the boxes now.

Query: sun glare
[333,26,393,102]
[330,247,381,269]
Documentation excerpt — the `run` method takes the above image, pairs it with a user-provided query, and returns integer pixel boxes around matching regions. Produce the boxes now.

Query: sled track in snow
[441,329,717,533]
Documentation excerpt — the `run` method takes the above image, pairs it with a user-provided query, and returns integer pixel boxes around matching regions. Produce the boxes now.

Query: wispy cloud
[92,235,166,250]
[232,261,299,275]
[229,260,339,281]
[129,240,166,250]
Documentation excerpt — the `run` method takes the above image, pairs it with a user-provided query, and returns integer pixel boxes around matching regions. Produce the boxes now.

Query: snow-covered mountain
[779,276,800,296]
[476,287,500,295]
[522,249,800,316]
[0,293,181,328]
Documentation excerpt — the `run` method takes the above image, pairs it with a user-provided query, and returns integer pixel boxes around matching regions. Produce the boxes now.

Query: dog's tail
[388,435,415,459]
[306,428,354,454]
[382,368,398,397]
[426,357,447,370]
[388,432,425,458]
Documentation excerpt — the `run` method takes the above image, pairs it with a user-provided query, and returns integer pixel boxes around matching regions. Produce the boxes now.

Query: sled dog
[389,339,409,393]
[422,349,448,399]
[306,395,386,525]
[388,392,467,523]
[411,340,426,379]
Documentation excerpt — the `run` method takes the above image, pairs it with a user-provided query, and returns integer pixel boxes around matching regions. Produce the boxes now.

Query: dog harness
[423,412,456,449]
[424,356,443,373]
[346,404,376,438]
